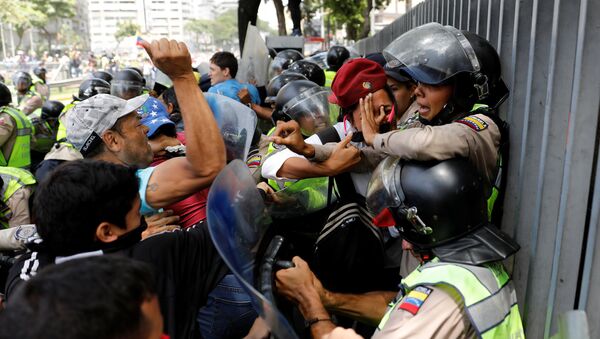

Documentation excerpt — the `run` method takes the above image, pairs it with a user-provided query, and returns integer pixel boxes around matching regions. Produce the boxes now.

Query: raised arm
[140,39,226,208]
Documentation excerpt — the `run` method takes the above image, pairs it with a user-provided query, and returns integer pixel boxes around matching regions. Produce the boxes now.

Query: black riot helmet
[111,69,144,99]
[0,82,12,106]
[384,23,509,125]
[287,60,326,86]
[122,66,146,87]
[326,46,350,72]
[75,78,111,101]
[272,79,331,136]
[12,71,32,91]
[367,157,519,265]
[41,100,65,120]
[265,71,307,104]
[461,30,509,109]
[269,49,304,79]
[33,66,47,80]
[92,70,113,84]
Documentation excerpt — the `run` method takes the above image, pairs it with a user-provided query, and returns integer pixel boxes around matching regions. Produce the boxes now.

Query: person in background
[0,82,32,169]
[12,72,42,115]
[208,51,261,105]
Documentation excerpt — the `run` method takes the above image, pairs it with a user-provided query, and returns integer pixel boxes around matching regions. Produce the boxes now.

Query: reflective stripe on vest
[0,106,32,168]
[387,258,525,339]
[0,167,35,228]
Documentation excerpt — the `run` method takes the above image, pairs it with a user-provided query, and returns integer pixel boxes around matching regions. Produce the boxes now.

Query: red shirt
[150,133,208,228]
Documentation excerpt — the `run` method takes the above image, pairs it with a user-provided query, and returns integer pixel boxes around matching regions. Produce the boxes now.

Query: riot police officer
[275,157,524,339]
[0,82,32,169]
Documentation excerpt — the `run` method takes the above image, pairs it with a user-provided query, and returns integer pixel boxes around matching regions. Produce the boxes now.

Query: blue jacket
[208,79,261,105]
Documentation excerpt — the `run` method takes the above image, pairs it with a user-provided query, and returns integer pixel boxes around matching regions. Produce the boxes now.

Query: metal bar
[520,0,541,322]
[476,0,481,34]
[521,0,560,332]
[486,0,492,40]
[467,0,471,30]
[458,0,469,29]
[547,0,589,334]
[498,0,505,51]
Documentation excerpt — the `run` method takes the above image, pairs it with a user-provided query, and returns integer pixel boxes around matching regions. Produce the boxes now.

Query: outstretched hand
[322,134,361,176]
[139,38,193,81]
[269,120,313,157]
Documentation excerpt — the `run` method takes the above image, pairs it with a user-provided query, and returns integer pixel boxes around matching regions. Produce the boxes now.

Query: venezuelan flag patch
[398,286,432,315]
[456,116,488,131]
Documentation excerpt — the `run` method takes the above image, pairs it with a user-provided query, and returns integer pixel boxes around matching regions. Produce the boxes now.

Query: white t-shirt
[260,121,372,197]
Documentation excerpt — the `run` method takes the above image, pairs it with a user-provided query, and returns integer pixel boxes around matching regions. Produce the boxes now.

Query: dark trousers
[288,0,302,30]
[238,0,261,53]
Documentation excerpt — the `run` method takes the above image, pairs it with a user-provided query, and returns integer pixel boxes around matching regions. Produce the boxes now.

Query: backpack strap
[316,127,358,201]
[470,106,510,226]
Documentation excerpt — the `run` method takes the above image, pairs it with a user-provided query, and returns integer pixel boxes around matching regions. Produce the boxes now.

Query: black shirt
[5,223,228,339]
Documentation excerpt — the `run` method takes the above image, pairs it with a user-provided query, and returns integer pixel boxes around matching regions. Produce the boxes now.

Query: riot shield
[204,93,257,162]
[207,160,299,339]
[237,23,271,87]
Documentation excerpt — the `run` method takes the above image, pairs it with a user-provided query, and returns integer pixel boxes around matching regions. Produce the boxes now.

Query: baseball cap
[328,58,387,109]
[383,63,413,83]
[137,97,175,138]
[66,93,149,155]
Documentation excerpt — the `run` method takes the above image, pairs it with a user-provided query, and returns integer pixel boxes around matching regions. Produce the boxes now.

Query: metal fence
[355,0,600,338]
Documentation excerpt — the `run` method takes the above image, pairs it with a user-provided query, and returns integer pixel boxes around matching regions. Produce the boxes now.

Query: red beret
[328,58,387,109]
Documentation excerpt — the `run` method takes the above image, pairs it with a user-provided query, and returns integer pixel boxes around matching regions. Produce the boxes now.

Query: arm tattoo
[147,183,159,192]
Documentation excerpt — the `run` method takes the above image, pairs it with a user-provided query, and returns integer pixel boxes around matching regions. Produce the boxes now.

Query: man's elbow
[196,160,225,180]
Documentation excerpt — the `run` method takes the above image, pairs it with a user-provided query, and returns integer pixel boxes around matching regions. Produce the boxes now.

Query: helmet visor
[281,87,331,136]
[268,57,290,79]
[111,81,143,100]
[366,156,404,215]
[383,23,477,84]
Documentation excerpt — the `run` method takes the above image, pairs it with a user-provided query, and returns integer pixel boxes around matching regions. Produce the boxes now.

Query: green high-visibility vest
[0,106,32,169]
[56,102,76,148]
[28,108,56,153]
[324,70,336,88]
[469,104,504,221]
[263,127,331,212]
[378,257,524,339]
[0,166,36,228]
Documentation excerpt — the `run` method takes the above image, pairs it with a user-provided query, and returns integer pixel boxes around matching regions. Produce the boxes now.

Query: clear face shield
[15,78,31,92]
[280,87,331,136]
[383,23,479,85]
[268,57,290,80]
[111,80,144,100]
[366,157,433,235]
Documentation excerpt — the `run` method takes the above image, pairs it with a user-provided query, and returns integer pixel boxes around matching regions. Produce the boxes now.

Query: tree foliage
[185,9,276,50]
[0,0,76,52]
[114,21,141,46]
[322,0,390,41]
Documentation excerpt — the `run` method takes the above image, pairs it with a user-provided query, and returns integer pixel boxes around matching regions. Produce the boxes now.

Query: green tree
[0,0,44,52]
[29,0,77,52]
[185,19,212,50]
[323,0,390,41]
[114,21,141,48]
